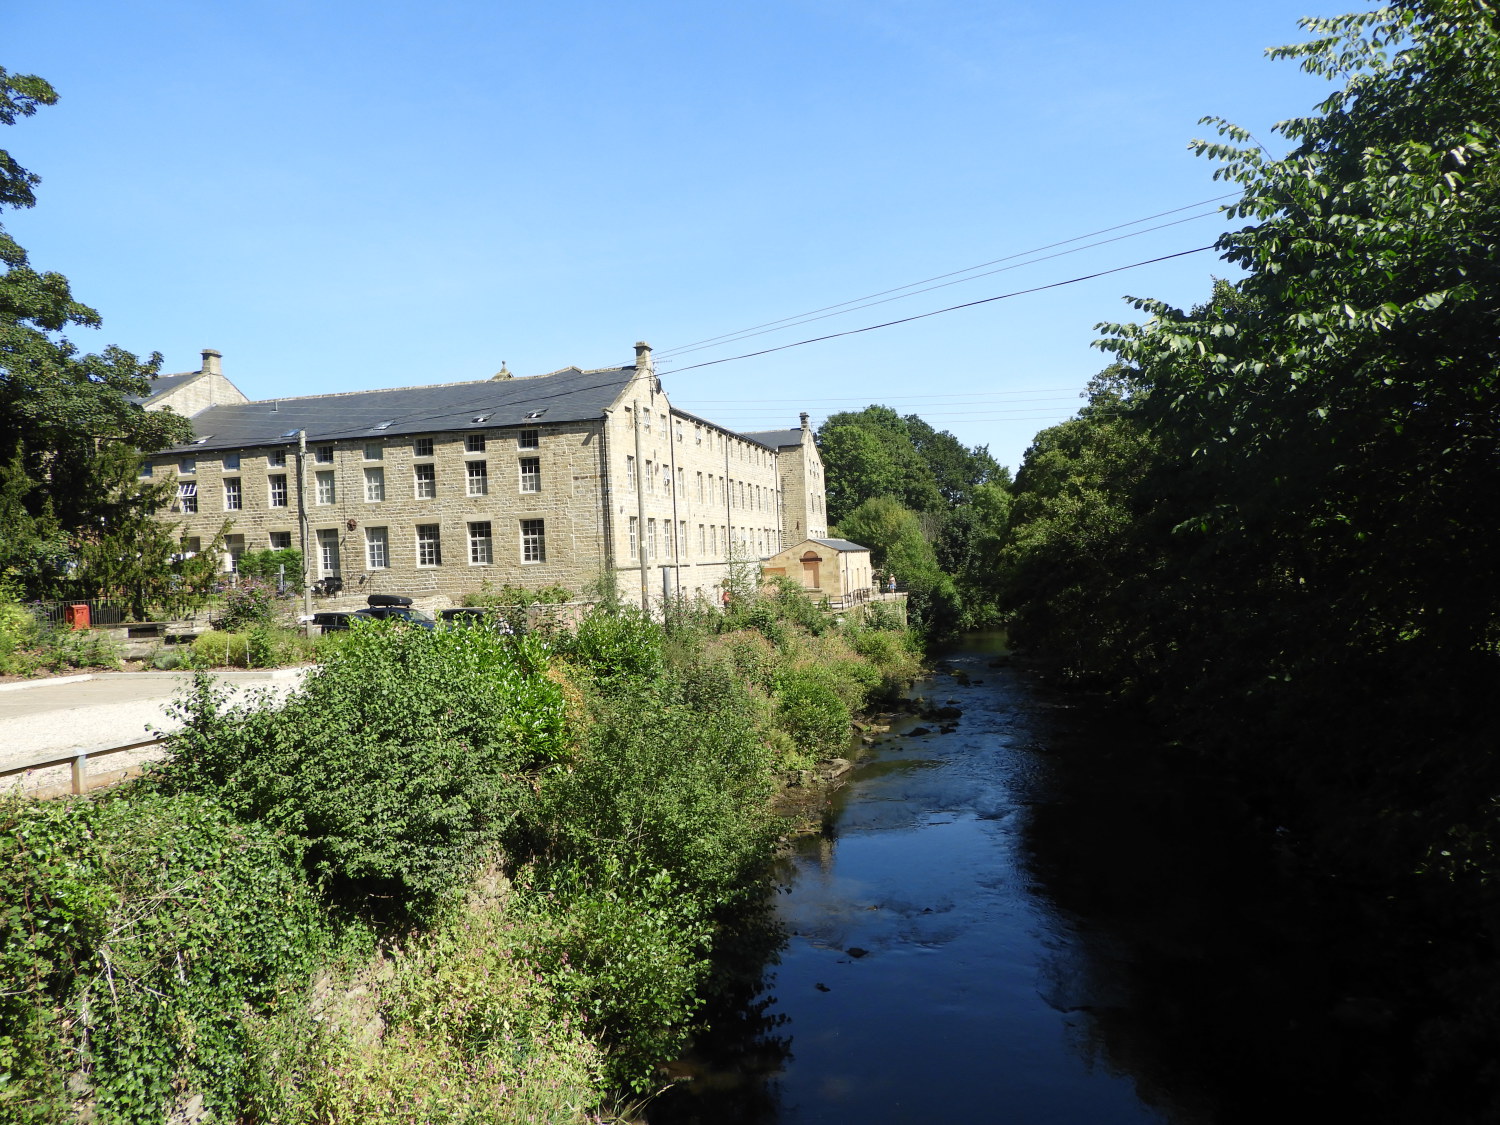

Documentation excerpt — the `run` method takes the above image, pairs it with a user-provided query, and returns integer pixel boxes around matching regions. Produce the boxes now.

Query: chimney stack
[201,348,222,376]
[800,411,810,431]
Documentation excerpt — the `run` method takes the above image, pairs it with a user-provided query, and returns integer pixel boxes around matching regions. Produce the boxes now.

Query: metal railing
[1,738,166,799]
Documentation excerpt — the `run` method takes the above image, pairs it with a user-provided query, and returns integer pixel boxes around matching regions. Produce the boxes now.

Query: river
[651,632,1443,1124]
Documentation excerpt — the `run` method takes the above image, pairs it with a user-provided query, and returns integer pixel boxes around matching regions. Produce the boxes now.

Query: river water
[652,633,1426,1124]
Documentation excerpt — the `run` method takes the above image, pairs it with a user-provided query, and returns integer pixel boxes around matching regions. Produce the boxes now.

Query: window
[140,461,153,478]
[226,534,245,572]
[520,519,545,563]
[316,446,334,464]
[363,442,383,461]
[466,433,486,453]
[626,455,636,492]
[642,409,651,434]
[676,420,683,443]
[519,457,541,493]
[269,474,288,508]
[316,471,336,504]
[268,450,287,468]
[366,527,389,569]
[414,463,436,498]
[646,518,657,560]
[363,467,385,501]
[178,482,198,513]
[466,461,489,496]
[710,525,718,554]
[178,457,196,475]
[269,531,292,550]
[698,524,705,553]
[223,453,241,471]
[629,516,639,559]
[662,465,672,495]
[181,536,201,555]
[519,428,539,450]
[645,461,655,496]
[696,472,704,501]
[681,521,688,559]
[468,521,493,565]
[695,425,702,445]
[223,478,241,510]
[318,528,340,576]
[414,437,434,458]
[665,520,675,559]
[416,524,442,566]
[677,468,685,495]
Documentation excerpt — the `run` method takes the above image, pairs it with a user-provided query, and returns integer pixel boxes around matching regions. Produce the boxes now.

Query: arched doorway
[800,551,822,589]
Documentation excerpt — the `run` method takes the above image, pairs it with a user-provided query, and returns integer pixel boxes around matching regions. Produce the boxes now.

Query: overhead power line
[661,246,1217,375]
[651,191,1240,364]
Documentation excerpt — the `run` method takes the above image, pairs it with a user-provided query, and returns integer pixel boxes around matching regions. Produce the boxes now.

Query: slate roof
[129,370,202,405]
[740,427,804,449]
[809,538,869,553]
[667,406,778,450]
[161,365,637,455]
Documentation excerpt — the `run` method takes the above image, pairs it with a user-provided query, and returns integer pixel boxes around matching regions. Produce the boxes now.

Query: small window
[316,471,336,505]
[416,524,442,567]
[414,437,434,458]
[521,519,546,564]
[466,461,489,497]
[518,429,539,450]
[695,425,702,445]
[519,457,541,493]
[629,516,639,559]
[178,457,197,475]
[468,521,493,565]
[676,421,683,443]
[181,536,202,555]
[647,518,657,560]
[268,449,287,468]
[223,478,242,511]
[466,434,486,453]
[626,456,636,492]
[178,482,198,513]
[662,465,671,495]
[364,467,386,502]
[269,474,288,508]
[269,531,292,550]
[223,453,241,471]
[363,442,383,461]
[645,461,655,496]
[642,409,651,434]
[315,446,334,463]
[366,527,389,569]
[140,461,153,478]
[414,463,436,498]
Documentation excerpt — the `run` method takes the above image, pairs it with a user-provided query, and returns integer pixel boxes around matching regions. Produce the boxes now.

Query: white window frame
[518,428,540,450]
[416,524,442,567]
[520,519,545,564]
[318,528,340,576]
[466,460,489,497]
[316,471,336,505]
[468,521,493,565]
[269,474,288,508]
[363,442,383,461]
[466,433,487,454]
[365,526,389,569]
[414,437,435,458]
[414,463,436,499]
[223,478,241,511]
[364,466,386,502]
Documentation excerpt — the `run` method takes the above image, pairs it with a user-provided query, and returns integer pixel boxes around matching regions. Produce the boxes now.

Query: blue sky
[4,0,1341,471]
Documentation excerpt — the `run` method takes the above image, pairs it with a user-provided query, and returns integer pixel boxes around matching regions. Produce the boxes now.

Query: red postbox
[64,604,90,630]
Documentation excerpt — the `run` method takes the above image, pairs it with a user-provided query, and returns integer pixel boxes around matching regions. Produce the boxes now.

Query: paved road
[0,668,310,794]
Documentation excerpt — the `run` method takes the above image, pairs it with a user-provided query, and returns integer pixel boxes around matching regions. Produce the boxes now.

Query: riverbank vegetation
[0,585,919,1123]
[989,4,1500,1117]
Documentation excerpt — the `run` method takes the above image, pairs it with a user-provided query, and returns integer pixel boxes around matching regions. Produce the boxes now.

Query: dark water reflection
[651,633,1428,1124]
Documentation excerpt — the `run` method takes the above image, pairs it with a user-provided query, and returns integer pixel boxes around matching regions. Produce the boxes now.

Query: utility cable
[651,191,1241,362]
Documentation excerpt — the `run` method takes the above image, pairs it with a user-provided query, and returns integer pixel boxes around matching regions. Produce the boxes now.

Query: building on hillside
[142,344,826,610]
[762,537,874,605]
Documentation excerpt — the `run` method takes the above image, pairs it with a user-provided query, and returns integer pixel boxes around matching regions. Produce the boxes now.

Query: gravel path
[0,668,312,796]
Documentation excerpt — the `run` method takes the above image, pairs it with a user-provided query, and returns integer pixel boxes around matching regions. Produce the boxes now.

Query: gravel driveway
[0,667,312,796]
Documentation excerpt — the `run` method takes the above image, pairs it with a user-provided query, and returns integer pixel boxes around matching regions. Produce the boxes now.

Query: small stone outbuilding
[762,537,873,602]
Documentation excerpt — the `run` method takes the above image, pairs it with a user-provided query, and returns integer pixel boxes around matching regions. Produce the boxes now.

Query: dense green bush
[155,625,569,916]
[191,626,314,668]
[774,667,853,759]
[0,791,328,1124]
[561,606,665,686]
[216,577,277,631]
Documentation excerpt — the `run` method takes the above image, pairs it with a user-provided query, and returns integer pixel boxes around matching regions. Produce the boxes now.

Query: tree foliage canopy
[0,67,191,595]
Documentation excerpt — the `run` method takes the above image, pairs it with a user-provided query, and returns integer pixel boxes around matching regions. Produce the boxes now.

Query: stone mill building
[141,344,832,610]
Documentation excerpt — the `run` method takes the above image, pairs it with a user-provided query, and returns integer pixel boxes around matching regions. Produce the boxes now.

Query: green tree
[0,68,190,594]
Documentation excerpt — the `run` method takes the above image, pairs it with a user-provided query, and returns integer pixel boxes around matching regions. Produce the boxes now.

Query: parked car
[314,595,436,632]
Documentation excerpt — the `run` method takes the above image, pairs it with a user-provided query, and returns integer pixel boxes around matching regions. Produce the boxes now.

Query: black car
[314,595,436,632]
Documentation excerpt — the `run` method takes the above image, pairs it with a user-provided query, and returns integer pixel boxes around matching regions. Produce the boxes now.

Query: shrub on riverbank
[2,597,918,1119]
